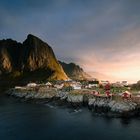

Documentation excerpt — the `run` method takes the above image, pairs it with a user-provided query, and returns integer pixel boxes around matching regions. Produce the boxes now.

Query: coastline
[7,87,140,118]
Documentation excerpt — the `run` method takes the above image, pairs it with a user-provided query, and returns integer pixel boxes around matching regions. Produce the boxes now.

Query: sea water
[0,95,140,140]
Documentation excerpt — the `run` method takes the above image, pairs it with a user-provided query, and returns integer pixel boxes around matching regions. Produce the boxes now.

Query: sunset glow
[1,0,140,83]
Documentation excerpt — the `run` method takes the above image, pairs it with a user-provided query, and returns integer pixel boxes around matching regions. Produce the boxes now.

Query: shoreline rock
[7,88,140,118]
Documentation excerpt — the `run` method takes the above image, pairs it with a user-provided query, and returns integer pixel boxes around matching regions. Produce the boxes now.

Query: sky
[1,0,140,83]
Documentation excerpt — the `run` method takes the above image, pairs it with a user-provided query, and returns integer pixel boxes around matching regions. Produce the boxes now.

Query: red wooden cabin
[105,90,112,97]
[122,91,131,99]
[104,83,111,91]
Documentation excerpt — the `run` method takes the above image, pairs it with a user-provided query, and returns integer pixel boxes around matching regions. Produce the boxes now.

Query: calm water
[0,95,140,140]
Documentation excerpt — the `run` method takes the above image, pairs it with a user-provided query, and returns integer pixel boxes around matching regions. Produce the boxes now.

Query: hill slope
[59,61,91,80]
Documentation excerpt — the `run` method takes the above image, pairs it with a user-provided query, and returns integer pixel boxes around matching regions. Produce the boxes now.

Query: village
[8,79,140,117]
[14,79,138,100]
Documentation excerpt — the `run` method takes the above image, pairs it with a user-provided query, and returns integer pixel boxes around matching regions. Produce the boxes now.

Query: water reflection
[120,118,131,127]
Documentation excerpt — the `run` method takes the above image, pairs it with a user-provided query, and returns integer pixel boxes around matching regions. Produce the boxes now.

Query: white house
[15,86,26,90]
[86,80,99,88]
[88,83,99,88]
[45,82,52,86]
[45,82,53,88]
[70,81,82,90]
[27,83,37,87]
[72,84,82,90]
[122,81,128,86]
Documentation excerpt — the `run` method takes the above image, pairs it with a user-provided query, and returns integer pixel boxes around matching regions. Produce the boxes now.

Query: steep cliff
[0,34,68,82]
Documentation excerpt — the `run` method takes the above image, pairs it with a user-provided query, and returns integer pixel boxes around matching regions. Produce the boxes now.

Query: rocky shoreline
[7,88,140,118]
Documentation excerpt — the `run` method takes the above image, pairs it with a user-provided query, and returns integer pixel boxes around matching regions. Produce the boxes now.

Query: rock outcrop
[8,87,139,117]
[88,97,137,116]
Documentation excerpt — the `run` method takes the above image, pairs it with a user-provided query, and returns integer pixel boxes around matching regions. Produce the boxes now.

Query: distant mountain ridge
[59,61,92,80]
[0,34,68,82]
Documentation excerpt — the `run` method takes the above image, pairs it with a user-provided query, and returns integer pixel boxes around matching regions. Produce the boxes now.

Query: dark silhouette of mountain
[0,39,22,73]
[59,61,92,80]
[0,34,68,84]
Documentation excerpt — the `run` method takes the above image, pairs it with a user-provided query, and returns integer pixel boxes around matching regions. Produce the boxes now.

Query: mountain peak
[0,35,69,81]
[24,34,51,50]
[25,34,42,44]
[27,34,37,39]
[27,34,34,37]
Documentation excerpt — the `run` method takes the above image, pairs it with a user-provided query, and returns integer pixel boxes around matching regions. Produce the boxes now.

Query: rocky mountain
[59,61,91,80]
[0,34,68,82]
[0,39,22,74]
